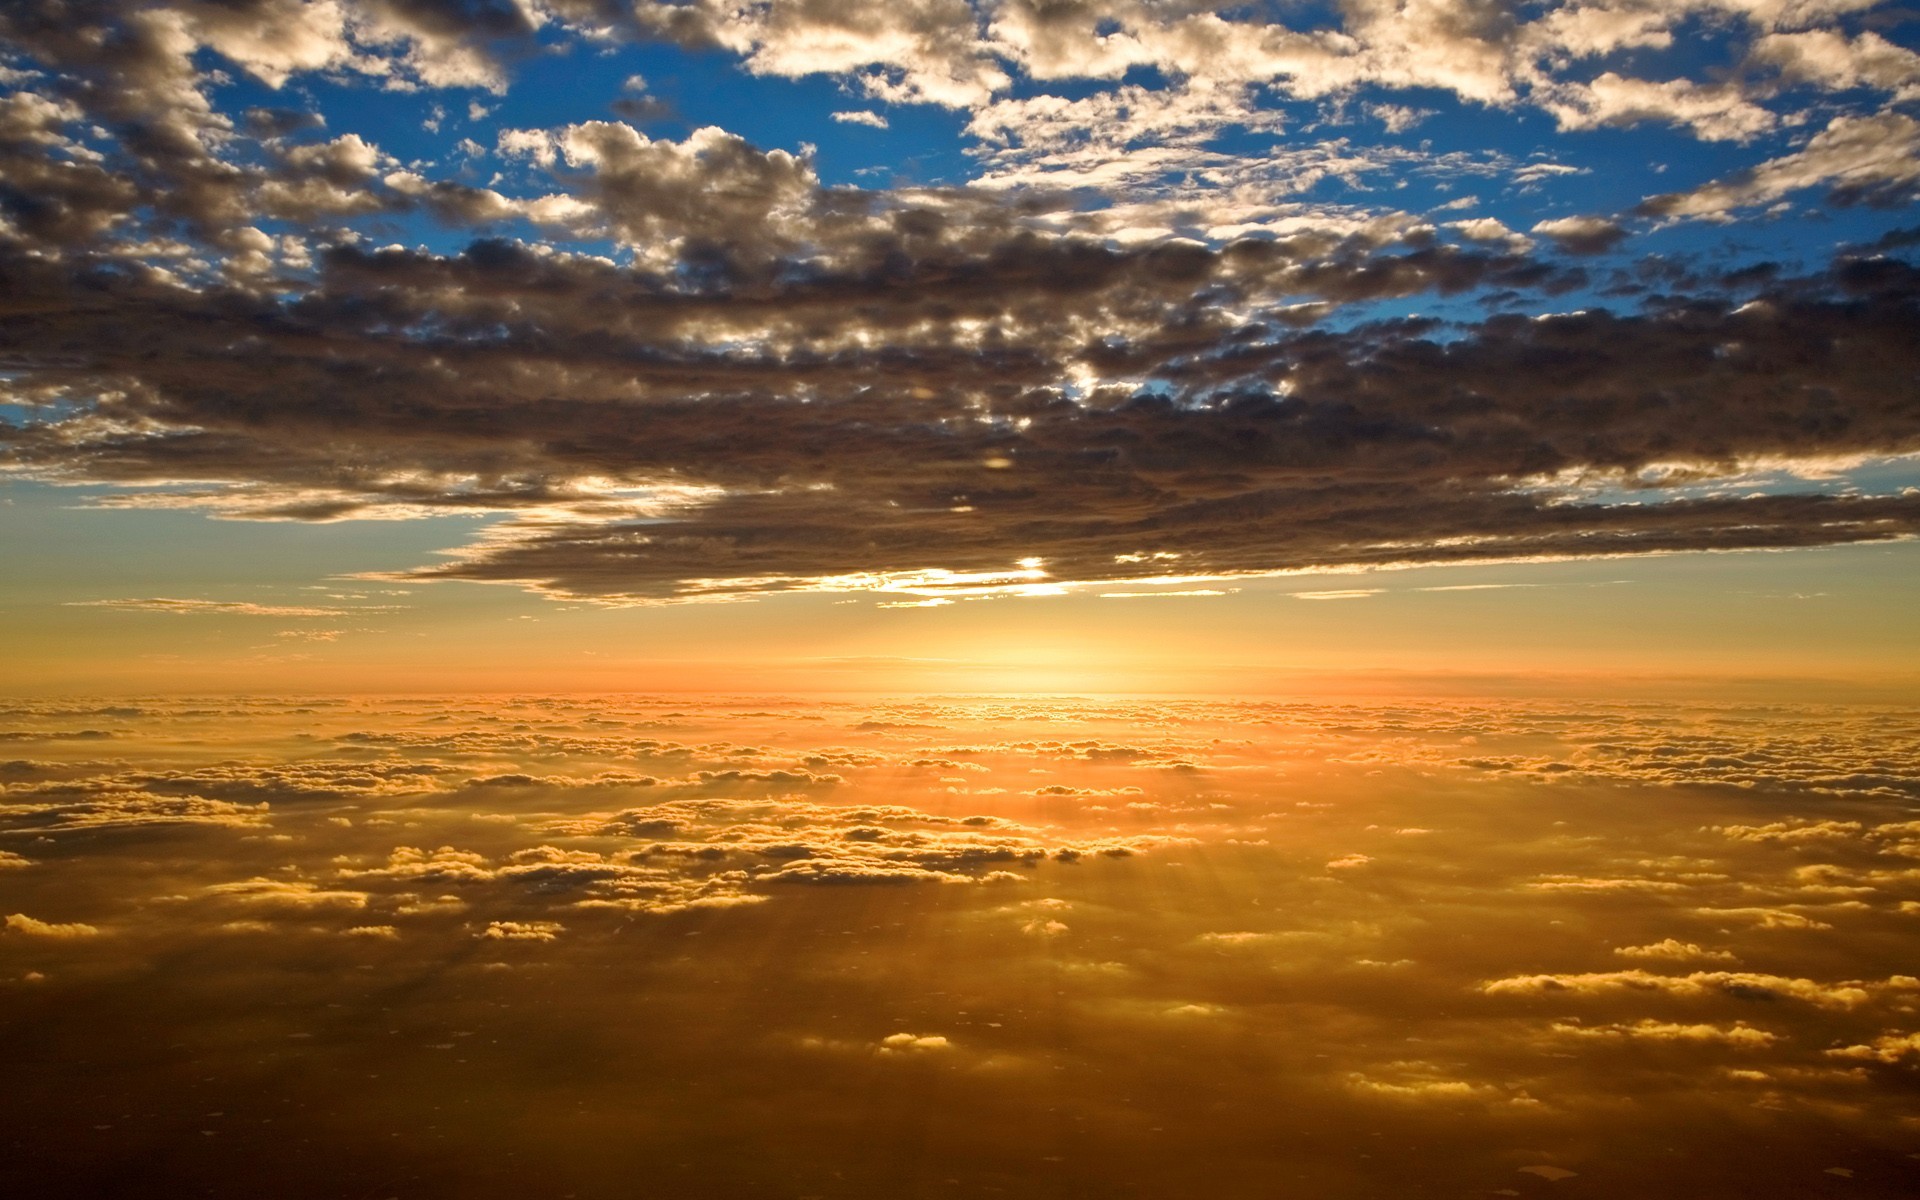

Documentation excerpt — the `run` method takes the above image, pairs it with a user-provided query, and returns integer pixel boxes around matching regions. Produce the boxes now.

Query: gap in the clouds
[1550,11,1750,85]
[0,480,490,601]
[0,383,82,428]
[209,68,507,262]
[1523,453,1920,511]
[209,59,449,173]
[509,44,977,189]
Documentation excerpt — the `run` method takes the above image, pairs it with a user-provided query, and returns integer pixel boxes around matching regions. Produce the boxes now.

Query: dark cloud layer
[4,236,1918,598]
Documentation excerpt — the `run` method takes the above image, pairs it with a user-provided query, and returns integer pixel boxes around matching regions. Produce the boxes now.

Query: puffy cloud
[201,878,372,908]
[341,845,499,885]
[480,919,564,940]
[5,0,1918,608]
[1530,215,1629,254]
[1480,968,1912,1008]
[1528,874,1689,892]
[4,693,1920,1192]
[1346,1070,1516,1103]
[394,893,469,915]
[184,0,356,87]
[4,912,101,937]
[1691,905,1843,930]
[1448,216,1533,251]
[1549,1019,1778,1046]
[495,122,818,264]
[0,0,590,256]
[557,794,1162,887]
[636,0,1010,107]
[1537,73,1777,142]
[1825,1030,1920,1062]
[1453,718,1920,802]
[1715,819,1863,843]
[8,206,1914,602]
[0,783,270,832]
[1639,113,1920,219]
[1749,29,1920,99]
[1614,939,1740,964]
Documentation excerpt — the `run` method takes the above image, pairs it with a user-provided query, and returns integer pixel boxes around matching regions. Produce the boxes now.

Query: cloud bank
[1,0,1917,602]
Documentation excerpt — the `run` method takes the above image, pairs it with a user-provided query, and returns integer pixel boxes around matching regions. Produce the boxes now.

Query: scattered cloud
[0,2,1915,606]
[4,913,100,938]
[1,694,1917,1190]
[65,598,377,617]
[1640,113,1920,219]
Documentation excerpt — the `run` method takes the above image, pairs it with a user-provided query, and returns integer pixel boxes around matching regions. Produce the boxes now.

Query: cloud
[480,919,564,941]
[1528,874,1689,892]
[1826,1031,1920,1062]
[1537,73,1777,142]
[1615,939,1740,964]
[635,0,1010,107]
[1453,719,1920,802]
[320,784,1167,915]
[64,598,376,617]
[1480,968,1913,1009]
[309,787,1175,906]
[0,784,270,832]
[493,122,817,265]
[3,692,1920,1193]
[1530,215,1629,255]
[1691,906,1839,930]
[1749,30,1920,100]
[1639,113,1920,219]
[4,912,101,938]
[1548,1019,1778,1046]
[201,878,372,908]
[1448,216,1534,252]
[14,237,1915,603]
[2,0,1919,612]
[1715,820,1863,844]
[831,110,888,129]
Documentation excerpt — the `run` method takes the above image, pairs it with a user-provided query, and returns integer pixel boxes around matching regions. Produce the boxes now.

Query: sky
[1,0,1918,694]
[5,10,1920,1193]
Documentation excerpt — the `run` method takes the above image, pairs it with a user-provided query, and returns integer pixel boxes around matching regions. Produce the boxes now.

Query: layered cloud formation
[4,695,1920,1195]
[1,0,1917,602]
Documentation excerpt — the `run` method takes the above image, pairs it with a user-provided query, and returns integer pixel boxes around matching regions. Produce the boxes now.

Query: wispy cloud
[65,599,394,617]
